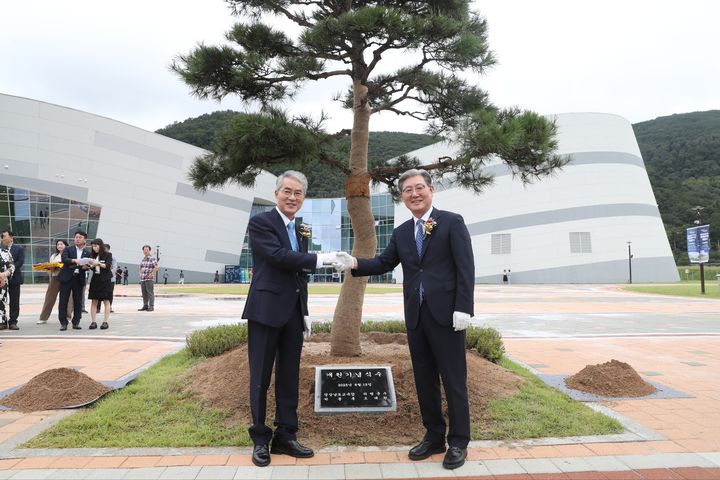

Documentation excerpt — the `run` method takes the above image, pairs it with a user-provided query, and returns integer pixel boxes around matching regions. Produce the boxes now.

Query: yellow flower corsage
[300,223,312,238]
[423,218,437,237]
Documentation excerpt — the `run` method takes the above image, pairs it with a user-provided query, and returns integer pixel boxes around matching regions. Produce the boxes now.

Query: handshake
[317,252,356,272]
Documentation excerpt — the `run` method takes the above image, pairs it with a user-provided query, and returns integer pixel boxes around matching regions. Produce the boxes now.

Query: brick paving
[0,284,719,479]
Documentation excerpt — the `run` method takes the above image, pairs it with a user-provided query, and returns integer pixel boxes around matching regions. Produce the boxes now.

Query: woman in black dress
[88,238,113,330]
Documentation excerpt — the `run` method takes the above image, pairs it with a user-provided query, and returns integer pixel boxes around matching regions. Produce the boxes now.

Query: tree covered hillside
[157,111,437,198]
[634,111,720,264]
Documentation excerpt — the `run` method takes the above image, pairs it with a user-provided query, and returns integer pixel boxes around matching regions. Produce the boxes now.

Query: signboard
[687,225,710,263]
[314,365,396,415]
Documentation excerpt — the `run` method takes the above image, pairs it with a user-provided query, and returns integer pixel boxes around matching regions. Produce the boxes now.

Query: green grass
[22,351,251,448]
[22,351,622,448]
[474,358,623,440]
[163,284,402,295]
[624,282,720,298]
[676,264,720,282]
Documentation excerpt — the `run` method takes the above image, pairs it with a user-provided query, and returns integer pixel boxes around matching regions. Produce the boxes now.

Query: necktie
[287,222,299,252]
[416,219,424,302]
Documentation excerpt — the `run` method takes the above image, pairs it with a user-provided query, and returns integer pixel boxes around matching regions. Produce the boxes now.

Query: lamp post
[691,206,705,294]
[155,245,160,283]
[627,241,633,284]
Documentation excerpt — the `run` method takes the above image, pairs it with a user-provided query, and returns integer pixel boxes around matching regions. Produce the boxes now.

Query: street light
[155,245,160,283]
[627,241,633,284]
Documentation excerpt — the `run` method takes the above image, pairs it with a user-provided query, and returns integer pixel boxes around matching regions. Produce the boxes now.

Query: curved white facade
[1,93,677,284]
[391,113,679,283]
[0,93,276,283]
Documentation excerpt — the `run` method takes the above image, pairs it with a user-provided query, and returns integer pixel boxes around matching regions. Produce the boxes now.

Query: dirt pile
[184,333,523,447]
[565,359,656,397]
[1,367,112,412]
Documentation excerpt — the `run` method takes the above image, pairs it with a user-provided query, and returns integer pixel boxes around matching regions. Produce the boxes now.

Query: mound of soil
[565,359,656,397]
[184,333,523,447]
[1,368,112,412]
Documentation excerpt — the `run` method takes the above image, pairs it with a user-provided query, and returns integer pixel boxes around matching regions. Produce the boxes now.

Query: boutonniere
[423,218,437,237]
[300,223,312,238]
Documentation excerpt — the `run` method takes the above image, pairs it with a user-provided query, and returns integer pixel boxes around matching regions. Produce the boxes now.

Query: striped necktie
[416,219,424,302]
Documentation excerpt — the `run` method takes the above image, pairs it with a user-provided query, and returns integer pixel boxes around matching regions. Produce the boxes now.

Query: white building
[0,93,677,283]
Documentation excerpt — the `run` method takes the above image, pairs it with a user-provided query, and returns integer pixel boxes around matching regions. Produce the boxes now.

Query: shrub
[186,323,248,357]
[361,320,406,333]
[473,326,505,363]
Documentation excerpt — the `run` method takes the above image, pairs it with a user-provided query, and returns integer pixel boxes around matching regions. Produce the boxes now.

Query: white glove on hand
[303,316,312,339]
[316,253,339,265]
[333,252,356,272]
[452,311,472,331]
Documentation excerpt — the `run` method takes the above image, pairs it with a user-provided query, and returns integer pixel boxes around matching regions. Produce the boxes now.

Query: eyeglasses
[279,188,305,198]
[401,185,428,195]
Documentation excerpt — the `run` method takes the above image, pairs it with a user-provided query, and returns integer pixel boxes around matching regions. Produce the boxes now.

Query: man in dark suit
[242,170,342,467]
[58,230,91,331]
[335,168,475,470]
[0,230,24,330]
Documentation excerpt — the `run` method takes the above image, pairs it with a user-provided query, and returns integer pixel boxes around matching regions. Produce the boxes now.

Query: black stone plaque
[314,365,396,415]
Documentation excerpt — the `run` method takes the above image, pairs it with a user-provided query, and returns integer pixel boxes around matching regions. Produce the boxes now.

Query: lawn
[23,350,621,448]
[163,284,403,295]
[624,282,720,298]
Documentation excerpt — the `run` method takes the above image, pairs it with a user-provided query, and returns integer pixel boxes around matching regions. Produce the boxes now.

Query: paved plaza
[1,283,720,479]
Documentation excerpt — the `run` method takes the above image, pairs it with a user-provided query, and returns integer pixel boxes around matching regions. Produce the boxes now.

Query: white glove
[333,252,356,272]
[316,253,339,265]
[303,316,312,339]
[452,311,472,331]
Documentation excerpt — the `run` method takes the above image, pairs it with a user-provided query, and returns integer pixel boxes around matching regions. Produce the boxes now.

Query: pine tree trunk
[330,80,377,357]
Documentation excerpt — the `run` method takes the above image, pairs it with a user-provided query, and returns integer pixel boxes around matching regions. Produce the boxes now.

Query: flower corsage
[423,218,437,237]
[300,223,312,238]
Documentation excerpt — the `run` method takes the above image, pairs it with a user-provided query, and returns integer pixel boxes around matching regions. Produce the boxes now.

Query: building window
[491,233,511,255]
[569,232,592,253]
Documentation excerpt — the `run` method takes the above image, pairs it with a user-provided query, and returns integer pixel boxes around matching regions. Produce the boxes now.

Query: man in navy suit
[58,230,91,331]
[335,169,475,470]
[0,230,24,330]
[242,170,343,467]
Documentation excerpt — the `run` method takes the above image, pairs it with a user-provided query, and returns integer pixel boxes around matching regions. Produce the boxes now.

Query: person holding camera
[87,238,113,330]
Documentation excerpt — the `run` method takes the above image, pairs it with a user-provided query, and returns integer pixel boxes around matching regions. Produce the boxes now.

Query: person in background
[97,244,117,314]
[0,245,15,329]
[138,245,159,312]
[178,270,185,285]
[122,267,129,285]
[1,230,24,331]
[214,270,220,283]
[58,231,91,331]
[115,266,123,285]
[38,240,73,324]
[87,238,113,330]
[163,269,168,285]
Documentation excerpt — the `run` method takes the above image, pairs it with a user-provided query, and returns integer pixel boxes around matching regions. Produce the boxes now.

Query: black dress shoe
[0,323,7,330]
[100,322,109,330]
[8,324,19,330]
[138,307,148,311]
[89,322,97,329]
[72,324,82,330]
[442,446,467,470]
[252,444,270,467]
[408,439,446,460]
[147,308,154,312]
[270,439,314,458]
[59,325,68,331]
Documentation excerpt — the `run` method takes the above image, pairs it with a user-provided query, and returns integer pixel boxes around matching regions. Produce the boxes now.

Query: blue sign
[687,225,710,263]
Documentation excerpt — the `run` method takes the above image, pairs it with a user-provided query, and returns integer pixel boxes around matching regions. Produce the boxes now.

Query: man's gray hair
[398,169,432,191]
[276,170,309,193]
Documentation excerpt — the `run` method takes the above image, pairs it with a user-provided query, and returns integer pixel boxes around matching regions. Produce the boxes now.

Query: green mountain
[633,111,720,264]
[157,111,437,198]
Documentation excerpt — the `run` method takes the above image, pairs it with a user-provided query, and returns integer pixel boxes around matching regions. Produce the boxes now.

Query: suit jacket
[241,209,317,327]
[352,208,474,329]
[8,244,24,286]
[58,245,91,284]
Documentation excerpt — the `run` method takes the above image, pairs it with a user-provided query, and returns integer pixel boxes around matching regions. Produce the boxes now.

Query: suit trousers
[8,284,20,325]
[59,277,85,325]
[247,300,304,446]
[40,276,73,321]
[407,302,470,448]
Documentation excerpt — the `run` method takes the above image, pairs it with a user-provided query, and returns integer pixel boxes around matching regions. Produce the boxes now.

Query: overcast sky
[1,0,718,134]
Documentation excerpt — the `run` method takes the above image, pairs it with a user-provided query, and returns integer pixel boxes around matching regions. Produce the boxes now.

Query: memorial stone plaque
[314,365,396,415]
